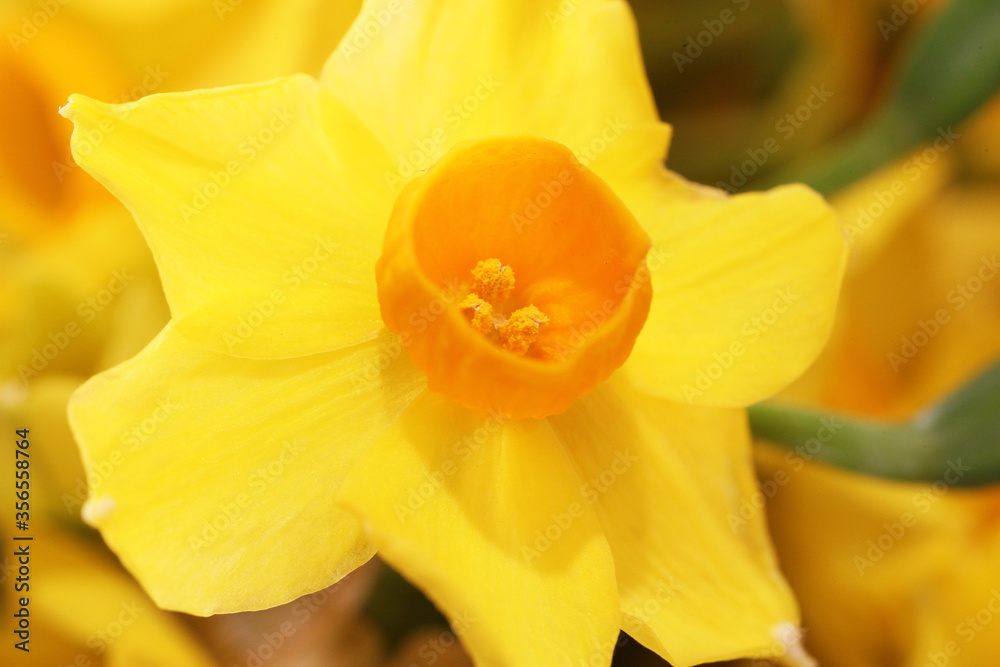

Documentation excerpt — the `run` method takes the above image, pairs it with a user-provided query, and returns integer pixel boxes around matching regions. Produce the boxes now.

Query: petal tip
[59,93,102,122]
[0,381,27,408]
[772,622,816,667]
[81,496,117,526]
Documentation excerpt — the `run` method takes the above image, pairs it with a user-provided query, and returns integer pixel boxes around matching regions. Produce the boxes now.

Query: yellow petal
[29,530,216,667]
[68,322,425,614]
[549,378,800,666]
[322,0,669,196]
[338,391,621,667]
[61,75,395,360]
[623,180,848,406]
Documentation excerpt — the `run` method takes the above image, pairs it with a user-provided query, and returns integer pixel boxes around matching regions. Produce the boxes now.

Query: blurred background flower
[639,0,1000,665]
[0,1,382,665]
[2,0,998,665]
[751,92,1000,667]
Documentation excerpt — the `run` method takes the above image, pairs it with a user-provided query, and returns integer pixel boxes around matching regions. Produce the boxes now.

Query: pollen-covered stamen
[462,258,549,355]
[471,258,515,305]
[499,305,549,356]
[459,294,495,336]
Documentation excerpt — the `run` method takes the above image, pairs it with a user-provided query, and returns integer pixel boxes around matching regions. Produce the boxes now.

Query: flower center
[376,136,652,419]
[459,259,550,356]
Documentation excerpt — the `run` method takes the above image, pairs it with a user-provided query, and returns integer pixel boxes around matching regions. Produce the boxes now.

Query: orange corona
[376,136,653,419]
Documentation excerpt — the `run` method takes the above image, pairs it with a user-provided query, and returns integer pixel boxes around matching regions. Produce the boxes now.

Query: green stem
[748,402,934,481]
[757,0,1000,196]
[749,360,1000,486]
[760,114,903,196]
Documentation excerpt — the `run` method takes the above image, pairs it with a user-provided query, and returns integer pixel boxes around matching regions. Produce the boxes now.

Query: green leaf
[761,0,1000,195]
[749,359,1000,486]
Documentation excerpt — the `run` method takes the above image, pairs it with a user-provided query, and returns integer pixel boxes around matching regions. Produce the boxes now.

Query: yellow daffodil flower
[64,2,848,665]
[756,96,1000,666]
